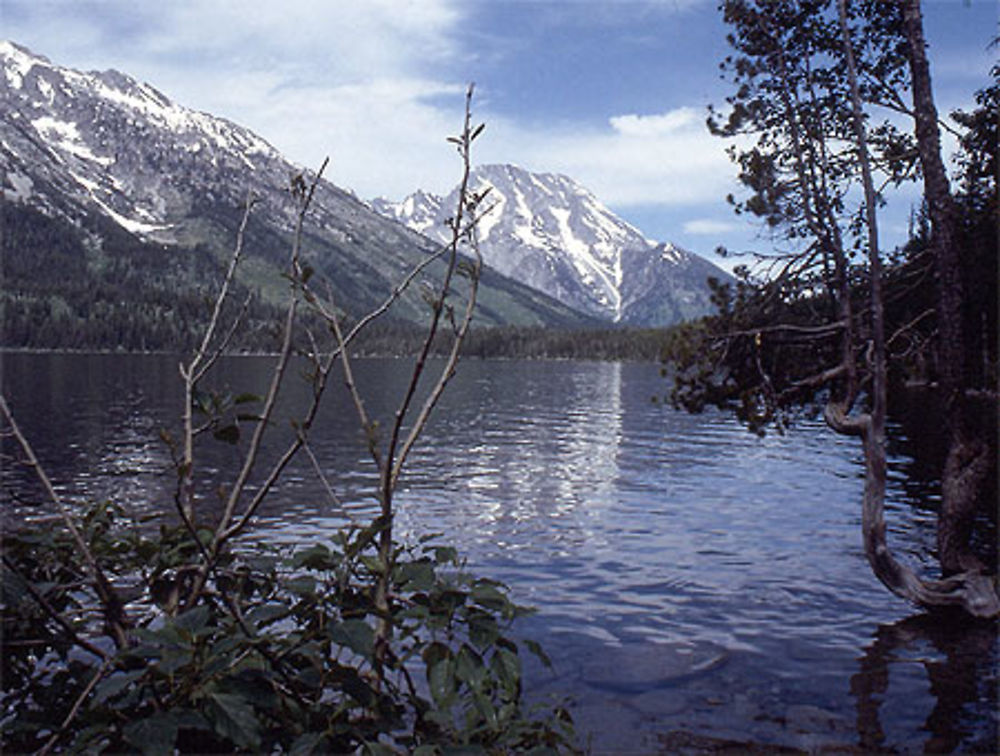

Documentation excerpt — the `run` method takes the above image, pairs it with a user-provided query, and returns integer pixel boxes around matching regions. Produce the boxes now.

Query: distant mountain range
[373,164,728,326]
[1,40,727,352]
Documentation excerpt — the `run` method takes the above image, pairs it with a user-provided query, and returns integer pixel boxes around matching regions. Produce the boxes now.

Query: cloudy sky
[2,0,996,262]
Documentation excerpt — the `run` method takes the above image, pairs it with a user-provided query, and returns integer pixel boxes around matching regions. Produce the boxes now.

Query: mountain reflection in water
[2,353,996,752]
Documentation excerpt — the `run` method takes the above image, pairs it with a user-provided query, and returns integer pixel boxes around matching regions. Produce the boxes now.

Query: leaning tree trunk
[900,0,994,579]
[828,0,999,618]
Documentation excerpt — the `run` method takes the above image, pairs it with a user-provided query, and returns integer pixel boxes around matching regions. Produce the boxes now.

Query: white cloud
[243,78,473,199]
[471,106,737,209]
[5,0,475,198]
[6,1,741,212]
[683,219,737,235]
[609,107,699,137]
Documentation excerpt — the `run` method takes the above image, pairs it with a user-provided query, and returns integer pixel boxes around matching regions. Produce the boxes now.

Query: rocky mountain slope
[373,164,729,326]
[0,41,590,351]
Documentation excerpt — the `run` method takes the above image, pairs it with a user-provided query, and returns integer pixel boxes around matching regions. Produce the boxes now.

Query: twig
[177,192,257,521]
[1,555,110,661]
[392,207,485,489]
[183,163,327,609]
[217,160,328,538]
[300,435,346,512]
[722,319,848,340]
[0,396,129,649]
[383,84,480,499]
[887,307,934,348]
[37,657,112,756]
[187,190,257,385]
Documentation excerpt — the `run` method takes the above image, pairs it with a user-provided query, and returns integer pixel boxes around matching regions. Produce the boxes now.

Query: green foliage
[662,271,842,434]
[1,506,576,753]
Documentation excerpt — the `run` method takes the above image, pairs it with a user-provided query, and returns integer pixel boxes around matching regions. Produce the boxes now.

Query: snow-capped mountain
[0,39,293,236]
[373,164,728,326]
[0,41,589,338]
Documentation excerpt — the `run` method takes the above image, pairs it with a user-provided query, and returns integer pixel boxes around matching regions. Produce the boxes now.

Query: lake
[2,351,997,752]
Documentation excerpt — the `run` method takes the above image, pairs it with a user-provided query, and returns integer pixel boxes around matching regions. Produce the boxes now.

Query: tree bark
[900,0,991,577]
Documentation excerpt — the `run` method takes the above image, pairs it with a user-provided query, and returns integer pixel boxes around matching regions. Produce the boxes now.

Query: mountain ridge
[373,163,729,326]
[1,40,597,353]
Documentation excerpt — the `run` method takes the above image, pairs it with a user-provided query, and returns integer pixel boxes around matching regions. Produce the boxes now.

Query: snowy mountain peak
[370,189,443,235]
[375,163,726,325]
[1,41,294,235]
[1,40,46,86]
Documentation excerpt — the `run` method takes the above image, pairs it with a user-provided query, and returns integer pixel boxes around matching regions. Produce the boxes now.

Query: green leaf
[292,543,336,571]
[329,662,375,706]
[394,560,435,591]
[467,611,500,650]
[442,742,487,755]
[433,546,458,565]
[286,575,317,597]
[470,581,508,611]
[422,641,450,669]
[455,644,486,691]
[206,691,262,750]
[156,647,191,676]
[329,619,375,659]
[290,732,325,756]
[360,553,388,575]
[174,604,211,634]
[212,423,240,444]
[246,602,289,629]
[429,656,456,708]
[92,668,144,704]
[471,690,499,731]
[122,713,179,755]
[490,647,521,698]
[523,639,551,668]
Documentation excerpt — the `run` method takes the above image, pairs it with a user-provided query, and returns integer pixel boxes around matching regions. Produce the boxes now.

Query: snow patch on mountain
[32,116,114,165]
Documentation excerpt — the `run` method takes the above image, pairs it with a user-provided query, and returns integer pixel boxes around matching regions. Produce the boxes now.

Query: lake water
[2,352,997,752]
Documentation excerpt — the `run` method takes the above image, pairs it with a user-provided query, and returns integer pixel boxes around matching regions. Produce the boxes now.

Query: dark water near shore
[2,352,997,753]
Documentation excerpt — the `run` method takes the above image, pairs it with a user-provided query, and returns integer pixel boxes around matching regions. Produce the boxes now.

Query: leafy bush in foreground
[2,506,573,753]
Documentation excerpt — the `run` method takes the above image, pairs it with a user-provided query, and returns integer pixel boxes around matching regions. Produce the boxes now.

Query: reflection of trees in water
[887,389,998,571]
[852,613,998,752]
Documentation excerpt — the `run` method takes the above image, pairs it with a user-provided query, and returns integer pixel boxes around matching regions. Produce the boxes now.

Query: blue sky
[2,0,996,265]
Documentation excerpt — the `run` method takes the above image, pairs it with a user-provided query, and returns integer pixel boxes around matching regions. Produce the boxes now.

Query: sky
[2,0,996,266]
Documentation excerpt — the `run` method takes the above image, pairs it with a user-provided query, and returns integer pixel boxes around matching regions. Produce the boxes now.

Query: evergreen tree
[667,0,998,616]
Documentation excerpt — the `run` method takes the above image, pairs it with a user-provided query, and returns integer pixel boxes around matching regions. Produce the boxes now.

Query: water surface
[2,352,996,752]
